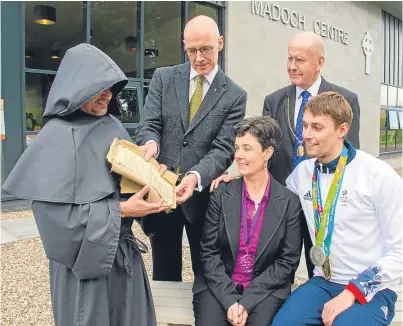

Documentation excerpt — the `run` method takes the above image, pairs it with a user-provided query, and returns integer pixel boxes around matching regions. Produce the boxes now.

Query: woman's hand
[237,304,248,326]
[227,302,240,325]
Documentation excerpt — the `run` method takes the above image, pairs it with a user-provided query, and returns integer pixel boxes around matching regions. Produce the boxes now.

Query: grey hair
[234,116,282,153]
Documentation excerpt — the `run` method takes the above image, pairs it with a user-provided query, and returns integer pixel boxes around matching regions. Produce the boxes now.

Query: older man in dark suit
[136,15,247,282]
[263,31,361,279]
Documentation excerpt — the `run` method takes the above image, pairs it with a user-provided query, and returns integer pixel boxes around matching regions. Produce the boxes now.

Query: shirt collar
[314,140,356,174]
[242,177,271,203]
[189,64,219,85]
[296,75,322,99]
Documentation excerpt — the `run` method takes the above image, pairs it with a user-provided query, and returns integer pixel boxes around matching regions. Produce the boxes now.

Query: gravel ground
[1,167,400,325]
[0,210,33,221]
[1,222,192,326]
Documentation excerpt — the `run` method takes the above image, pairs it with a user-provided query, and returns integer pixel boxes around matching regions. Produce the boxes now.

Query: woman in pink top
[193,116,302,326]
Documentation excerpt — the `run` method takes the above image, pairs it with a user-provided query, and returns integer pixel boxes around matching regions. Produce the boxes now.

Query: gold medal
[322,257,332,280]
[297,144,304,157]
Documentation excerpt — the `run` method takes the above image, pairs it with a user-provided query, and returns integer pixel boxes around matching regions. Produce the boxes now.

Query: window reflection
[188,2,219,23]
[379,108,403,153]
[91,1,138,77]
[144,2,181,79]
[117,88,140,123]
[25,73,54,131]
[25,2,84,70]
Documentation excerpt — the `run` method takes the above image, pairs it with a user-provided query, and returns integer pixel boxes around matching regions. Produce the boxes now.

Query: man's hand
[209,174,236,192]
[322,289,356,326]
[227,302,239,325]
[237,304,248,326]
[139,142,158,161]
[121,185,170,218]
[174,174,198,205]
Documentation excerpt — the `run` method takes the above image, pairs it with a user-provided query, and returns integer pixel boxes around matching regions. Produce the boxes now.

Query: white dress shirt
[189,64,218,100]
[294,75,322,126]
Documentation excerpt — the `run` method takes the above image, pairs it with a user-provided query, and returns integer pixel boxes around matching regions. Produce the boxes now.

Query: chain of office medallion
[286,96,298,141]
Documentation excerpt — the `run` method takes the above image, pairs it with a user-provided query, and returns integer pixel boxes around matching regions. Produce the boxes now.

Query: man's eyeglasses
[185,45,214,56]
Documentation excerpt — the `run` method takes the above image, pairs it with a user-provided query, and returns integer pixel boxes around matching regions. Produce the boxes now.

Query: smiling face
[287,32,325,90]
[183,15,223,75]
[235,132,273,177]
[81,88,112,116]
[303,109,349,163]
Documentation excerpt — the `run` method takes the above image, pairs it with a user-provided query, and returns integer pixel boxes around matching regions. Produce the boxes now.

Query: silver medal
[240,253,254,273]
[310,245,326,266]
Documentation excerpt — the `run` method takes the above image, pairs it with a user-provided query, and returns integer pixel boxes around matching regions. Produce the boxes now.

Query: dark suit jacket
[262,78,360,185]
[136,62,247,230]
[195,177,302,313]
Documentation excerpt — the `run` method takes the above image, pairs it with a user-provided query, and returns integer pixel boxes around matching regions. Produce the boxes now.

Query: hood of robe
[2,44,132,204]
[43,43,128,117]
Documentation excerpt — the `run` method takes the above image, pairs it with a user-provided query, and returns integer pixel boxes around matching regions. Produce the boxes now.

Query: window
[380,12,402,154]
[25,73,55,144]
[379,84,403,154]
[144,2,182,79]
[382,11,402,87]
[25,2,84,71]
[117,85,141,124]
[23,1,226,142]
[91,1,139,78]
[188,2,219,23]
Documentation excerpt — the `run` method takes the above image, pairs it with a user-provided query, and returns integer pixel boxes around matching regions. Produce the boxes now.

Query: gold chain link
[285,96,299,142]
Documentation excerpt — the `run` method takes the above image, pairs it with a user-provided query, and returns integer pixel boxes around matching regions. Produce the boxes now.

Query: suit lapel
[175,63,191,131]
[254,178,287,264]
[318,77,331,94]
[222,178,243,262]
[185,69,227,136]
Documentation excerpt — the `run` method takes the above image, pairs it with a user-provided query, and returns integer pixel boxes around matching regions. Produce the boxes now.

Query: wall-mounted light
[145,49,159,57]
[50,49,60,59]
[34,5,56,25]
[25,50,34,59]
[125,36,137,52]
[90,29,93,39]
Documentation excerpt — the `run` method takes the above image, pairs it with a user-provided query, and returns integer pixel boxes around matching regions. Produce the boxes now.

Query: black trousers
[150,206,204,281]
[193,288,285,326]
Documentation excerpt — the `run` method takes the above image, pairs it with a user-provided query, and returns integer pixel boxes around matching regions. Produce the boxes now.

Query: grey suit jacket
[262,78,360,185]
[136,62,247,224]
[196,177,302,312]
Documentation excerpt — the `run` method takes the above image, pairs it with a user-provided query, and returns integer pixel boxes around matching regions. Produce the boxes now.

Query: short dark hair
[234,116,282,152]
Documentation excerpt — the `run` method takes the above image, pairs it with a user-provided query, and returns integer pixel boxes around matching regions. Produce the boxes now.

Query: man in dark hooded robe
[2,43,168,326]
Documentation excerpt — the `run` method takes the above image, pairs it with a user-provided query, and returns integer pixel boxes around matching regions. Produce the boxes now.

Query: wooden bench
[151,281,194,326]
[150,281,402,326]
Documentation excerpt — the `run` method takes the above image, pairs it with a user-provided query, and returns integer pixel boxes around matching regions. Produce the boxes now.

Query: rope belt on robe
[119,232,149,277]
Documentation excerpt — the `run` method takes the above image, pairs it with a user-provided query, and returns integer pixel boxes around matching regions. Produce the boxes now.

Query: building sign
[251,1,349,45]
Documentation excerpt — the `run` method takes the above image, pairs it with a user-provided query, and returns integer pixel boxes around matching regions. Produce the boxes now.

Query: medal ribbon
[242,177,271,249]
[312,146,348,257]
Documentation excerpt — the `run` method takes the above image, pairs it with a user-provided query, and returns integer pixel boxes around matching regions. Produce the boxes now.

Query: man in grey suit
[263,31,361,278]
[136,15,247,281]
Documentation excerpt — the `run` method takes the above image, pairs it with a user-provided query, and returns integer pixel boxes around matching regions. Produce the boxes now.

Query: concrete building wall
[225,1,382,157]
